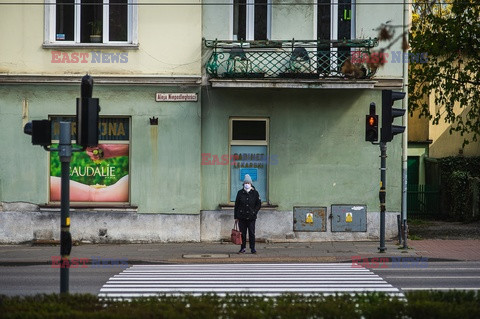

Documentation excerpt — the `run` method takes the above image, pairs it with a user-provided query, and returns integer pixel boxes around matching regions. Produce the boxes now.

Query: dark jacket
[234,186,261,220]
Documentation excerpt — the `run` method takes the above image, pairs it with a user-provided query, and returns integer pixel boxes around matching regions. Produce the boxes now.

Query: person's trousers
[238,219,256,250]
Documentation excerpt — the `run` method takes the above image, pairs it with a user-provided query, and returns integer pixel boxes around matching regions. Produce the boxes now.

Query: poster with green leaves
[49,117,130,203]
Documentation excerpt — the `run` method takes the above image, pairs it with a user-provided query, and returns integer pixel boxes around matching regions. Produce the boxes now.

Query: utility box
[293,207,327,232]
[331,205,367,232]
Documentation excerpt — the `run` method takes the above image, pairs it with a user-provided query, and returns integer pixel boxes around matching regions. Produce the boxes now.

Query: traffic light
[24,119,52,146]
[381,90,406,142]
[76,75,100,147]
[365,102,378,142]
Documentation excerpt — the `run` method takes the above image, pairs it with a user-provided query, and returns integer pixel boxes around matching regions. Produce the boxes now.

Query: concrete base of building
[0,202,400,244]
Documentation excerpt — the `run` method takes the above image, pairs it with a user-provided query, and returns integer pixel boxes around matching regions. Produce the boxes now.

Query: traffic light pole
[23,74,99,295]
[379,142,387,253]
[59,122,73,293]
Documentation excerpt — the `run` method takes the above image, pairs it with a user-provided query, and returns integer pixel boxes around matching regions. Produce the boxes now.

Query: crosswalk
[99,263,402,298]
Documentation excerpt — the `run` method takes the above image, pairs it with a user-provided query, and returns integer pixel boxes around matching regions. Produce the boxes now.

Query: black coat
[234,187,261,220]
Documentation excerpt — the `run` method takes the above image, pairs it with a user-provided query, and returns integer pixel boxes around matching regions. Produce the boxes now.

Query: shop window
[49,116,130,205]
[230,118,269,203]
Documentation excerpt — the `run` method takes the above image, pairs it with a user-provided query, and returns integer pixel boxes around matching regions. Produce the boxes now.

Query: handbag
[231,221,242,245]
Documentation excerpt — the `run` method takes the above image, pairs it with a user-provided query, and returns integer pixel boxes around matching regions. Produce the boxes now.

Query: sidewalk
[1,239,479,265]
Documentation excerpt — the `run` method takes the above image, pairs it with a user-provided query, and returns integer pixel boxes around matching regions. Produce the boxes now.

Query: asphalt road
[373,261,480,292]
[0,265,121,296]
[1,261,479,296]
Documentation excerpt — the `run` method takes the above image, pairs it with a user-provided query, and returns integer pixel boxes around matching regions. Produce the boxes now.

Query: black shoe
[238,248,246,254]
[251,249,257,254]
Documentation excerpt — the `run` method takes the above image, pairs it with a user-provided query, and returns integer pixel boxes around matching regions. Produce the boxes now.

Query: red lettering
[79,53,89,63]
[78,258,89,268]
[201,153,211,165]
[211,154,220,165]
[51,256,61,268]
[370,257,379,269]
[61,52,71,63]
[379,257,389,268]
[70,258,79,268]
[351,256,362,268]
[360,257,370,268]
[380,52,389,64]
[220,154,229,165]
[70,52,79,63]
[351,51,362,64]
[370,52,380,64]
[51,51,61,63]
[61,258,70,269]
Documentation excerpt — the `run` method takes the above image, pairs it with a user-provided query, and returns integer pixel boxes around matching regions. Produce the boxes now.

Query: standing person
[234,174,261,254]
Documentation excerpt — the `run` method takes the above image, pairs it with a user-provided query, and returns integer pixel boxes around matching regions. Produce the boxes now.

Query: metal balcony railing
[204,38,379,80]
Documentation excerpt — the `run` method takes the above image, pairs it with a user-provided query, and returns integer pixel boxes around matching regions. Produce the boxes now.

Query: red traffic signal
[365,102,378,142]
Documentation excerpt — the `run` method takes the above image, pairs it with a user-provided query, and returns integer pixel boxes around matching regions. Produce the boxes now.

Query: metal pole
[379,142,387,253]
[402,0,411,250]
[59,121,72,294]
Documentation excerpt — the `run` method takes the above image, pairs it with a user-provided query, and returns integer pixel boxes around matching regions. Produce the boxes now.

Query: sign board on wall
[49,116,130,203]
[155,93,198,102]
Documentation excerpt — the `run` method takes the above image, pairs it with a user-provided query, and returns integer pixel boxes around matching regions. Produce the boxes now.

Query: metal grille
[205,39,379,79]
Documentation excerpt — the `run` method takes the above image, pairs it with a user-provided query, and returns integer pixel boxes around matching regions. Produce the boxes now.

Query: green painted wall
[201,88,403,211]
[0,85,201,214]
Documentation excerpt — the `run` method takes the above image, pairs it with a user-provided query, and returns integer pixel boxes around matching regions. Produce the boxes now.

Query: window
[316,0,355,73]
[233,0,271,40]
[316,0,355,41]
[229,118,269,203]
[49,116,130,205]
[46,0,137,45]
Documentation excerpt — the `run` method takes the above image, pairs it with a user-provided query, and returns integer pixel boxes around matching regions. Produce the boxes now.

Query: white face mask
[244,183,251,190]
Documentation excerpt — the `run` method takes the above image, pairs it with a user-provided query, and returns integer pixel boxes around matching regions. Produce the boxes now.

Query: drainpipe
[401,0,410,249]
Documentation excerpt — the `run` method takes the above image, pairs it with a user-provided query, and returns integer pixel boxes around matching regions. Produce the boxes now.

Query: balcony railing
[204,38,379,80]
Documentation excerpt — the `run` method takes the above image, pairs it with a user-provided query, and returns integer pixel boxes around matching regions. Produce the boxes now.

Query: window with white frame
[45,0,137,44]
[233,0,271,41]
[316,0,355,41]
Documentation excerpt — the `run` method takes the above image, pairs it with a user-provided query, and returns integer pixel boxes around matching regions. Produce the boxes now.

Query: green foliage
[439,156,480,221]
[409,0,480,146]
[2,291,480,319]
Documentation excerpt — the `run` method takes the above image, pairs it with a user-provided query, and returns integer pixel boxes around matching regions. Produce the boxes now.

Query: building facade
[0,0,408,243]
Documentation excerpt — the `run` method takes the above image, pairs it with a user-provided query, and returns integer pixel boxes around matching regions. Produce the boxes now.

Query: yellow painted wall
[0,0,202,76]
[428,93,480,157]
[408,95,429,142]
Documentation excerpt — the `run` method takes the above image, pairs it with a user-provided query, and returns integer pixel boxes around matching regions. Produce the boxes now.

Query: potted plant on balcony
[88,20,102,43]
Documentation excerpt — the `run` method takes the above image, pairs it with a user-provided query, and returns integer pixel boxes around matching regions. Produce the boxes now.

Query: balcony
[204,38,379,86]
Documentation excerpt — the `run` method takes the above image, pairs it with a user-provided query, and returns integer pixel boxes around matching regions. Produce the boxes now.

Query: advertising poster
[49,117,130,203]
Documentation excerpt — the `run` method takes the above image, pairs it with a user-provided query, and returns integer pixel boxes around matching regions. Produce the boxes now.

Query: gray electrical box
[331,205,367,232]
[293,207,327,232]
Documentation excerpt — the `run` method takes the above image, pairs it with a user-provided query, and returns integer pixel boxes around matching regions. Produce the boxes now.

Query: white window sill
[43,42,139,50]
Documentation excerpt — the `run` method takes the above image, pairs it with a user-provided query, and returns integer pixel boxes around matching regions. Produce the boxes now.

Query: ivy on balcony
[204,38,379,80]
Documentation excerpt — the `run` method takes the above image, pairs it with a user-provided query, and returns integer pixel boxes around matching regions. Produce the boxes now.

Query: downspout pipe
[401,0,410,249]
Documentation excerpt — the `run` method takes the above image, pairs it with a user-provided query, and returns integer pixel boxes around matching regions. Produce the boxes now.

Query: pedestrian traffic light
[365,102,378,142]
[23,119,52,146]
[381,90,406,143]
[76,75,100,148]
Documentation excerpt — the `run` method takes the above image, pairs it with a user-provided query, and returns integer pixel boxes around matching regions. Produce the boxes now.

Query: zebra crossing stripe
[99,263,402,298]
